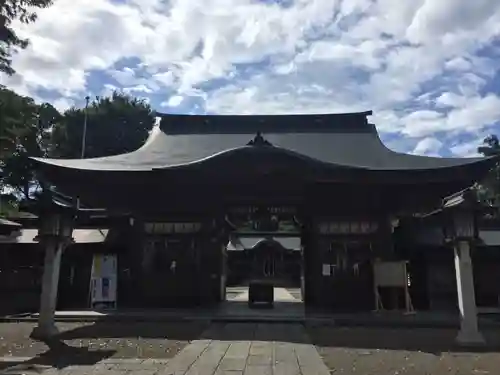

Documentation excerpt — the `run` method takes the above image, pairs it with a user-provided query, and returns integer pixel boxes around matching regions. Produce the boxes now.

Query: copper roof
[30,112,494,172]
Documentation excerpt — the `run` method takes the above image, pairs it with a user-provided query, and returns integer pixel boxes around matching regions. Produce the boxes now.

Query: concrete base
[455,328,486,346]
[30,324,59,341]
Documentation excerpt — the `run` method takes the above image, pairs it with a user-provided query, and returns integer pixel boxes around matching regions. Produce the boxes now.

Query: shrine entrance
[225,237,302,287]
[222,234,305,318]
[248,239,299,284]
[223,204,304,307]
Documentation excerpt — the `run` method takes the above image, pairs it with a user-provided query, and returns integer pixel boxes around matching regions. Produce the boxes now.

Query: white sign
[373,261,407,287]
[89,254,117,309]
[322,263,331,276]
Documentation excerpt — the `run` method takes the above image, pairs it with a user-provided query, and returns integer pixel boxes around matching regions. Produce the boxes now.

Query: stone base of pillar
[455,328,485,346]
[30,323,59,341]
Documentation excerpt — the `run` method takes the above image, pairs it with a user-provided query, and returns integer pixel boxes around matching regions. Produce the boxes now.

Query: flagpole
[80,96,90,159]
[76,96,90,210]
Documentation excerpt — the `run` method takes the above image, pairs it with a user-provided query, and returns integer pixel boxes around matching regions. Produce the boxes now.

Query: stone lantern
[440,189,485,346]
[442,190,479,243]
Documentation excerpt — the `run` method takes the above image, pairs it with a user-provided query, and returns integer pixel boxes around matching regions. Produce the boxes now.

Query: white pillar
[31,239,64,339]
[454,240,485,345]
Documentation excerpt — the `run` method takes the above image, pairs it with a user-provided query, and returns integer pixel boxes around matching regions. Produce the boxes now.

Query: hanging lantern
[441,190,478,243]
[35,211,74,243]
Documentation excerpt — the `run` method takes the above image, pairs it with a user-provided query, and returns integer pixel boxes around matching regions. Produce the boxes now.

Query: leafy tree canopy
[1,0,53,75]
[1,89,155,217]
[51,92,155,158]
[0,87,60,202]
[477,134,500,206]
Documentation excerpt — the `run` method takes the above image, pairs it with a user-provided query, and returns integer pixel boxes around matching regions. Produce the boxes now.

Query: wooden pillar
[376,216,395,260]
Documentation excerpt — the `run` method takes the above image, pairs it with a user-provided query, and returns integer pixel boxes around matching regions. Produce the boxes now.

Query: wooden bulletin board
[373,261,408,287]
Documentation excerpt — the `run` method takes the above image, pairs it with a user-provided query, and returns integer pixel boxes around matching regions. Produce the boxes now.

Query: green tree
[0,192,18,217]
[51,92,155,158]
[1,90,154,215]
[477,134,500,205]
[0,87,61,203]
[1,0,54,75]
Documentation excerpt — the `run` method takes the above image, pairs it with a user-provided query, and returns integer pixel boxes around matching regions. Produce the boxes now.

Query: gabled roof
[31,111,494,172]
[227,236,301,251]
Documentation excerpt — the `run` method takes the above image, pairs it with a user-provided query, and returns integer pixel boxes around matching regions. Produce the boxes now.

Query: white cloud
[52,97,75,112]
[450,138,484,158]
[406,0,500,44]
[1,0,500,157]
[435,92,466,108]
[164,95,184,107]
[413,137,443,156]
[445,57,472,71]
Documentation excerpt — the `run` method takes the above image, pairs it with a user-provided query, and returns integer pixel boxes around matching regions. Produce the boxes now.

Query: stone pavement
[0,323,329,375]
[158,323,329,375]
[216,287,305,322]
[229,287,300,302]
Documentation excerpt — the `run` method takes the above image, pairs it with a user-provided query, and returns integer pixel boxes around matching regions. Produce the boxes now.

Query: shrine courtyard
[3,111,500,374]
[1,321,500,375]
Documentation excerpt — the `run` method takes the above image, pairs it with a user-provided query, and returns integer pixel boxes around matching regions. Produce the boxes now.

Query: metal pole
[80,96,90,159]
[76,96,90,210]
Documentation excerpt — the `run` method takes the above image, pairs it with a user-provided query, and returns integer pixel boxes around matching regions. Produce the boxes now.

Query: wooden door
[322,240,374,311]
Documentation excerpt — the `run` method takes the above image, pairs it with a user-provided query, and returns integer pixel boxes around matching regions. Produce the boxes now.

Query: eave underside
[35,164,482,218]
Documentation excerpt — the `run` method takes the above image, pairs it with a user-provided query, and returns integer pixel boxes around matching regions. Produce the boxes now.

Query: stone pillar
[31,210,73,340]
[454,240,485,345]
[31,238,64,340]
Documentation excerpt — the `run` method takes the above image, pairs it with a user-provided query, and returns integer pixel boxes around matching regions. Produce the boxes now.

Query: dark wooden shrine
[29,111,497,310]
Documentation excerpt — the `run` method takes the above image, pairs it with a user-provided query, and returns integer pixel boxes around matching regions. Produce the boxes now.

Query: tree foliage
[0,88,155,217]
[1,0,53,75]
[51,92,155,158]
[0,87,59,201]
[0,192,19,217]
[477,134,500,205]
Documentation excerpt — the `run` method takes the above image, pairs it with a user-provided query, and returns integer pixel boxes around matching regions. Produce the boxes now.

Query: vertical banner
[89,254,117,309]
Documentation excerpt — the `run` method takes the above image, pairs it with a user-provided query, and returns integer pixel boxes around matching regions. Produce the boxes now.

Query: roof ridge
[157,111,374,135]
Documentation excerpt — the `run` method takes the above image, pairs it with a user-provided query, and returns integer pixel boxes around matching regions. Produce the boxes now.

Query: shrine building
[25,111,499,344]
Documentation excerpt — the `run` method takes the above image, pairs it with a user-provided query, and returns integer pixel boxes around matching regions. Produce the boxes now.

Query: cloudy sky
[2,0,500,157]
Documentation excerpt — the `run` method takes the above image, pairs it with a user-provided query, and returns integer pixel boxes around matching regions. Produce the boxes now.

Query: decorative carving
[247,132,273,146]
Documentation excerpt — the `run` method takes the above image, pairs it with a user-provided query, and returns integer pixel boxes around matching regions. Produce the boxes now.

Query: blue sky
[2,0,500,157]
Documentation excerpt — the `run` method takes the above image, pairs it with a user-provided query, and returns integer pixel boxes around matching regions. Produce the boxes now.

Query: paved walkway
[0,323,329,375]
[159,323,329,375]
[218,288,305,321]
[230,287,300,303]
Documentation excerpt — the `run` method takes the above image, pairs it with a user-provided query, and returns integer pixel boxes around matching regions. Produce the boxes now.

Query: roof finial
[247,132,272,146]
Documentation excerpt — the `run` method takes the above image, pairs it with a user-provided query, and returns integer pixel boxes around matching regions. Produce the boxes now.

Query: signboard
[373,260,414,313]
[373,261,407,287]
[228,206,296,215]
[144,222,202,234]
[322,264,331,276]
[227,205,300,234]
[317,221,378,235]
[89,254,117,309]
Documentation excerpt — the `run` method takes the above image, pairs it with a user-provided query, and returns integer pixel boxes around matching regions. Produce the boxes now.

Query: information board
[89,254,117,309]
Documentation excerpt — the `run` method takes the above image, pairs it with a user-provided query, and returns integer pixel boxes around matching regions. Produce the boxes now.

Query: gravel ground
[307,325,500,375]
[0,321,208,360]
[4,321,500,374]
